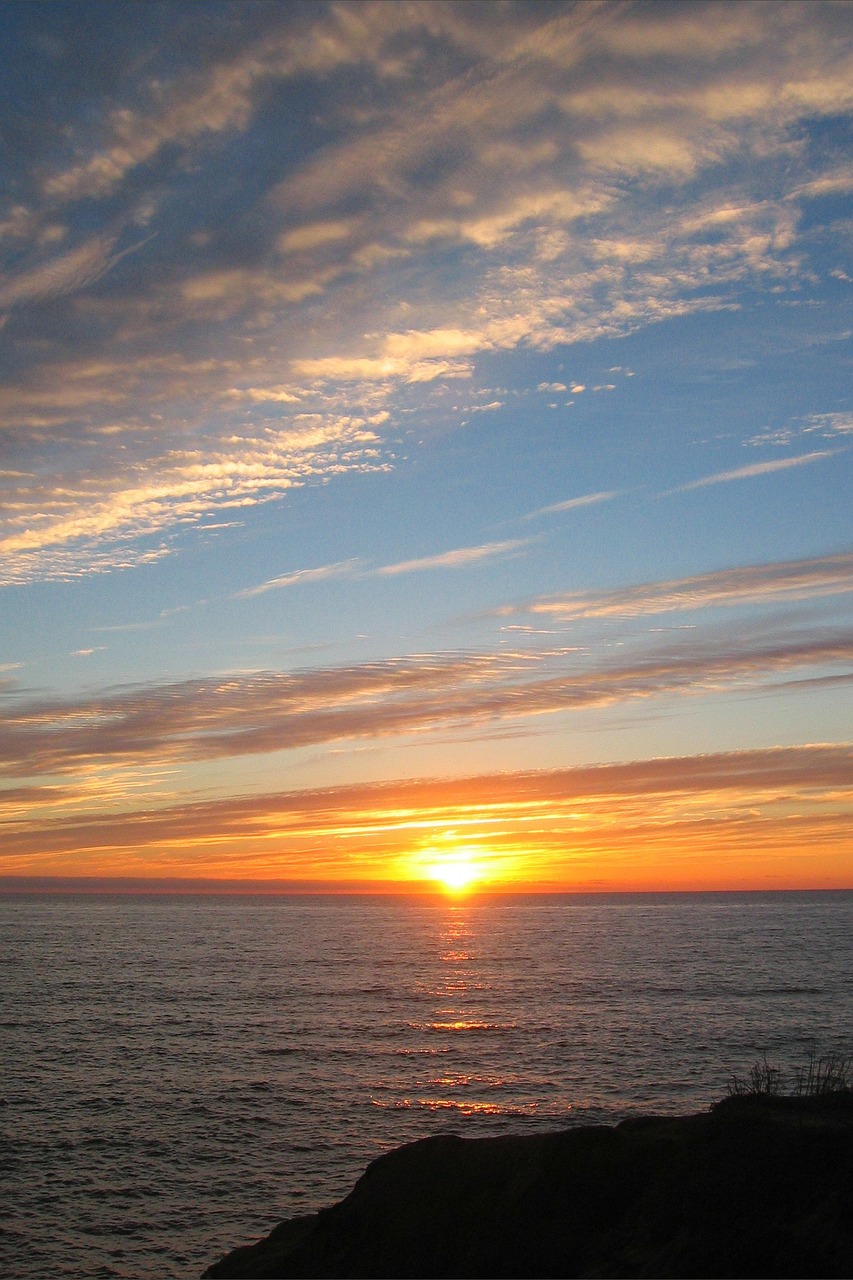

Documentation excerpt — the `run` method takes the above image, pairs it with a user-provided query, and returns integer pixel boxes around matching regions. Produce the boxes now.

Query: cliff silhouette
[204,1092,853,1279]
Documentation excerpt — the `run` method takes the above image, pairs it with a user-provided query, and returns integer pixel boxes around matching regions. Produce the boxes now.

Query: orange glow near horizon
[409,830,493,895]
[2,745,851,892]
[425,848,484,895]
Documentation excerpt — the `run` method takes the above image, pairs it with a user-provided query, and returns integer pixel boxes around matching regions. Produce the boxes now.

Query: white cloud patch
[747,412,853,448]
[804,413,853,438]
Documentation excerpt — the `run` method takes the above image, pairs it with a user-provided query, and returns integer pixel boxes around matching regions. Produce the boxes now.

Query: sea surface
[2,890,851,1279]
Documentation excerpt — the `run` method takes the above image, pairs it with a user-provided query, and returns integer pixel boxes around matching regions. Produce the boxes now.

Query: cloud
[804,413,853,438]
[664,450,840,494]
[1,622,850,781]
[291,355,473,384]
[259,2,850,379]
[39,19,367,204]
[746,412,853,449]
[235,559,361,599]
[467,400,503,413]
[2,743,849,879]
[278,220,356,254]
[235,538,532,597]
[0,230,122,309]
[520,490,620,521]
[373,538,532,578]
[0,412,387,585]
[509,553,853,620]
[41,3,576,208]
[2,2,852,578]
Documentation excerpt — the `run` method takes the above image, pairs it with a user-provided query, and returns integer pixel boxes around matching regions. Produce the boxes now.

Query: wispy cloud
[664,450,841,495]
[2,622,850,781]
[0,230,123,309]
[520,491,620,521]
[507,553,853,621]
[373,538,532,577]
[234,538,533,598]
[235,560,361,599]
[38,16,384,203]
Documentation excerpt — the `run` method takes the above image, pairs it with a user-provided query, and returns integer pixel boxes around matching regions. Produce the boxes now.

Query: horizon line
[1,876,850,897]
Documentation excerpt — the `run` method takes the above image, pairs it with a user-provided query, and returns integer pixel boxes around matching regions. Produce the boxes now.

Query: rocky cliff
[204,1093,853,1278]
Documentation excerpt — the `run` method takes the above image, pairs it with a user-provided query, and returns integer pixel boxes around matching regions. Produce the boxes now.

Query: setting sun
[427,850,483,895]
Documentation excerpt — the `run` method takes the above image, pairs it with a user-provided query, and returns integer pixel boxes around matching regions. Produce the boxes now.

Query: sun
[427,849,482,895]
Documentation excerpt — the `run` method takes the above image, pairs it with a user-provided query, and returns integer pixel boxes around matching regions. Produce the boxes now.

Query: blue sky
[1,1,851,888]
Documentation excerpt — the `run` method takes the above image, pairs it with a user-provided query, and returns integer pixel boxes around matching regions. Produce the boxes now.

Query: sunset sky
[1,0,851,891]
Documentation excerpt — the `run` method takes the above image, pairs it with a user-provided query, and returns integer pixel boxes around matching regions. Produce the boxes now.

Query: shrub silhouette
[729,1048,851,1099]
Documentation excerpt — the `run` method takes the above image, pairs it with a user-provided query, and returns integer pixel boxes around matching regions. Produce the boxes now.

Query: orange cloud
[2,744,850,890]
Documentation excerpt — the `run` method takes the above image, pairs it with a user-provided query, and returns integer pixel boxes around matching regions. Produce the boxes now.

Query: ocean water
[2,890,851,1279]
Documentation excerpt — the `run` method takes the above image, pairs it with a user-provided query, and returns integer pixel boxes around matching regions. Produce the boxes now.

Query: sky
[0,0,851,892]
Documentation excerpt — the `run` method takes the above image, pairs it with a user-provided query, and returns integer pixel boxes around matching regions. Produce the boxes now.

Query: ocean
[2,890,851,1279]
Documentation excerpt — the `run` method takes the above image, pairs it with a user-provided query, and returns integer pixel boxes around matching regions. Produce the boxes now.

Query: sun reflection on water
[370,900,575,1123]
[413,903,522,1112]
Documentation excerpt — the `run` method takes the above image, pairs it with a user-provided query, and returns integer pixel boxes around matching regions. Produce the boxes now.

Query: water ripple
[2,890,851,1279]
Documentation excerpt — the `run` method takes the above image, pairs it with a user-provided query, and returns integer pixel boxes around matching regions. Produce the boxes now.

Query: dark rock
[203,1093,853,1278]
